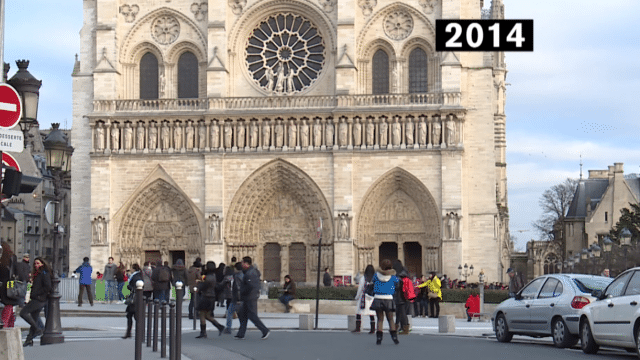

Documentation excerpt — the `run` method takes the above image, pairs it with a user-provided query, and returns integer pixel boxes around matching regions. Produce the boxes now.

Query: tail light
[571,296,591,309]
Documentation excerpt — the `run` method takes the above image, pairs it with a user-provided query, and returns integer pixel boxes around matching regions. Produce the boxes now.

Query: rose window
[246,13,325,94]
[152,15,180,45]
[383,11,413,41]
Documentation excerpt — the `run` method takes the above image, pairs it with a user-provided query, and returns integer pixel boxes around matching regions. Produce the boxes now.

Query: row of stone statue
[92,114,463,152]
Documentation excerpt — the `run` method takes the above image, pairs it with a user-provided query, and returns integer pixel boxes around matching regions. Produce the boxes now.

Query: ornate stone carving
[249,122,259,148]
[338,120,348,147]
[379,119,388,146]
[210,120,220,149]
[446,116,456,146]
[228,0,246,16]
[419,0,436,14]
[318,0,336,13]
[190,2,208,21]
[151,15,180,45]
[198,121,207,149]
[119,4,140,23]
[418,120,427,146]
[173,122,183,149]
[136,122,145,150]
[275,121,284,147]
[92,216,107,245]
[148,123,157,150]
[313,120,322,147]
[236,123,245,148]
[384,10,413,41]
[207,214,221,244]
[224,122,233,148]
[123,123,133,150]
[300,120,309,147]
[161,122,170,149]
[325,122,334,147]
[95,123,105,151]
[391,118,401,146]
[262,122,271,147]
[405,119,414,145]
[185,121,195,149]
[337,213,350,240]
[366,119,374,146]
[445,212,460,239]
[111,123,120,150]
[432,117,441,146]
[288,121,297,147]
[353,119,362,147]
[358,0,377,16]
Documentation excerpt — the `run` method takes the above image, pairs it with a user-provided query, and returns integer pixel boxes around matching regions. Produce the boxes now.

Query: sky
[3,0,640,251]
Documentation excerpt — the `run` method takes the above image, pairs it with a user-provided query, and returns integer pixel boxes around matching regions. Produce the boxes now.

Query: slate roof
[566,174,640,219]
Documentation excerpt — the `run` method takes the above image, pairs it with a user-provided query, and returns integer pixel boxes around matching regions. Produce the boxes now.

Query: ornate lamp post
[6,60,41,143]
[572,254,580,273]
[40,123,73,345]
[621,227,632,271]
[581,248,590,274]
[458,263,474,282]
[590,243,601,274]
[602,236,613,273]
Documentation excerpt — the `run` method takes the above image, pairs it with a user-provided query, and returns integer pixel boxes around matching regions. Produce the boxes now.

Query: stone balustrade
[91,113,464,154]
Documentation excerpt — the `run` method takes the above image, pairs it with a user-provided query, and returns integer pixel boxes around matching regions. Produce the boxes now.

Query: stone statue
[275,123,284,147]
[447,212,458,239]
[210,121,220,148]
[447,118,456,146]
[160,73,166,97]
[325,122,334,146]
[173,124,182,149]
[339,216,348,239]
[338,121,348,146]
[300,121,309,147]
[405,120,414,145]
[353,120,362,146]
[313,121,322,147]
[392,120,401,145]
[250,123,258,148]
[111,124,120,150]
[288,122,297,147]
[265,67,275,93]
[123,124,133,150]
[286,69,296,94]
[185,123,195,149]
[418,121,427,145]
[198,123,207,149]
[136,122,145,150]
[161,123,170,149]
[275,65,285,93]
[433,119,441,146]
[148,124,158,149]
[237,124,245,148]
[94,219,104,244]
[380,120,388,146]
[209,217,219,243]
[262,123,271,147]
[95,125,104,150]
[224,123,233,148]
[366,120,374,146]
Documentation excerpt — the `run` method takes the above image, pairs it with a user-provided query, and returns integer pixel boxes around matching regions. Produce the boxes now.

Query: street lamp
[7,60,41,142]
[40,123,73,345]
[603,236,613,272]
[590,243,601,275]
[621,227,632,271]
[458,263,474,282]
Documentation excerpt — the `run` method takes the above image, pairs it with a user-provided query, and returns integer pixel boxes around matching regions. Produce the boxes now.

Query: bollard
[135,280,145,360]
[176,282,183,360]
[153,299,160,352]
[169,302,176,360]
[192,289,197,330]
[161,301,167,358]
[147,297,153,347]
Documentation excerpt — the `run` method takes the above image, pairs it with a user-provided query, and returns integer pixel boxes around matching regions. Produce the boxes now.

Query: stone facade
[71,0,510,284]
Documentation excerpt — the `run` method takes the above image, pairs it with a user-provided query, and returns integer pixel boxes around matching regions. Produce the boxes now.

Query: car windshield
[573,277,612,293]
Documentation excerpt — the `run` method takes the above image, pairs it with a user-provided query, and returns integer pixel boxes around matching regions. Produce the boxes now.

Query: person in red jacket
[465,291,480,322]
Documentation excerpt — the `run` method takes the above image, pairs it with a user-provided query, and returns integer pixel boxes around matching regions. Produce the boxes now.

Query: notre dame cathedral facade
[71,0,510,284]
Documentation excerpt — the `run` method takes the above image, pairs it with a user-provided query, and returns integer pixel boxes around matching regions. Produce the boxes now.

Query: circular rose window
[246,13,325,95]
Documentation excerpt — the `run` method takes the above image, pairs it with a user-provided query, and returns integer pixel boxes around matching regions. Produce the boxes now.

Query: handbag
[6,280,27,300]
[124,292,135,305]
[428,290,439,299]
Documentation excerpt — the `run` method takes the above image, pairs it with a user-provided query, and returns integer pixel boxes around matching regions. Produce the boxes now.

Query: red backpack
[402,277,416,301]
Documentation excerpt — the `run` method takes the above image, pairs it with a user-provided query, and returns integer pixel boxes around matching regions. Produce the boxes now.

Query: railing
[92,92,462,113]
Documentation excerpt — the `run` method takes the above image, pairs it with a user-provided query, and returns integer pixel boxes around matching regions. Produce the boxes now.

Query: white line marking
[0,102,17,112]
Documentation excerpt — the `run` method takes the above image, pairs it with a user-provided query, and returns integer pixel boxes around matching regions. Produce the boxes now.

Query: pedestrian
[370,259,400,345]
[506,268,523,297]
[224,262,243,334]
[323,267,332,287]
[152,261,172,302]
[20,257,52,347]
[465,290,480,322]
[0,243,20,328]
[116,261,127,302]
[104,257,118,303]
[279,275,296,313]
[187,258,202,319]
[122,263,142,339]
[195,261,225,338]
[215,262,226,307]
[171,259,188,298]
[352,264,375,333]
[74,257,94,306]
[141,261,154,299]
[418,275,428,317]
[421,271,442,318]
[14,253,31,286]
[234,256,270,340]
[441,274,449,289]
[601,268,610,277]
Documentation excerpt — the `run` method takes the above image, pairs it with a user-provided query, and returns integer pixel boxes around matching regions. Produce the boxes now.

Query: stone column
[398,241,405,265]
[280,243,289,283]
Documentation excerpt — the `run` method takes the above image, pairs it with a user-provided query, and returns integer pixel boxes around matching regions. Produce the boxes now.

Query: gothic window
[178,51,198,98]
[372,49,389,94]
[140,52,159,99]
[544,254,559,274]
[408,48,428,93]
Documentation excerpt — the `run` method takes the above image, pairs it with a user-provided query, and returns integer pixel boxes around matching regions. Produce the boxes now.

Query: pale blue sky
[3,0,639,251]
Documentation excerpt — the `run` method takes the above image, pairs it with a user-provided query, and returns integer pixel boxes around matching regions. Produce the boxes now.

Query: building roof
[566,173,640,220]
[4,207,40,217]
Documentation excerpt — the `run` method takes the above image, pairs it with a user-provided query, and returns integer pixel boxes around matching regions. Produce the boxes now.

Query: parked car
[579,267,640,356]
[492,273,612,348]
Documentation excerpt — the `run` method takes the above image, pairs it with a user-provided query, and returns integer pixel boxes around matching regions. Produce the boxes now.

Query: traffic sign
[2,152,21,172]
[0,83,22,129]
[0,128,24,152]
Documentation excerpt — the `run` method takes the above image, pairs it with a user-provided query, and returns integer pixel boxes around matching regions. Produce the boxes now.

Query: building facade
[71,0,510,284]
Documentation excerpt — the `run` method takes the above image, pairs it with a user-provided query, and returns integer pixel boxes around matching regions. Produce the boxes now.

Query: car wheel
[580,319,599,354]
[552,318,578,348]
[495,314,513,343]
[635,326,640,358]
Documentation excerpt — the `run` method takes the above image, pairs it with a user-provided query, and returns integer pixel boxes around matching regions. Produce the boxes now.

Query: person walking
[104,257,118,303]
[224,262,243,334]
[74,257,94,306]
[418,275,428,317]
[195,261,225,339]
[171,259,188,299]
[370,259,400,345]
[279,275,296,313]
[122,263,142,339]
[141,261,154,300]
[152,261,172,302]
[507,268,523,297]
[187,258,202,319]
[392,260,411,334]
[116,262,127,302]
[323,267,332,287]
[19,257,52,346]
[353,264,375,333]
[234,256,270,340]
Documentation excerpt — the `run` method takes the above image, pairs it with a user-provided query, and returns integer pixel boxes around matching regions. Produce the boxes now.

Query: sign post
[314,217,323,330]
[0,83,23,129]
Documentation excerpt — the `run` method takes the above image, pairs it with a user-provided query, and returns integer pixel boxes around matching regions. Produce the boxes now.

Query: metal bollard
[135,281,145,360]
[192,289,197,330]
[176,282,183,360]
[161,301,167,358]
[169,302,176,360]
[153,299,160,352]
[147,297,153,347]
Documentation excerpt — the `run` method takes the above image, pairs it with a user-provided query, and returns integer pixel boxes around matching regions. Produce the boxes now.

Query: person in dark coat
[115,262,127,302]
[14,253,30,283]
[215,262,226,307]
[279,275,296,313]
[235,256,270,340]
[323,267,332,286]
[122,264,142,339]
[20,257,52,346]
[151,261,172,302]
[392,260,410,334]
[187,258,202,319]
[171,259,188,289]
[195,261,225,339]
[0,243,20,328]
[224,262,243,334]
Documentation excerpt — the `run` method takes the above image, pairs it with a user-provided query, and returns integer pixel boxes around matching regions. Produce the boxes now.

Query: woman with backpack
[195,261,225,338]
[370,259,400,345]
[352,264,375,333]
[141,261,154,299]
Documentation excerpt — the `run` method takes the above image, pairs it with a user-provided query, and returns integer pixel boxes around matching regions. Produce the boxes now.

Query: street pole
[314,217,322,330]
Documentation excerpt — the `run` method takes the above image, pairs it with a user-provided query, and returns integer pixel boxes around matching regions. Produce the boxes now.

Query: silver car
[492,274,613,348]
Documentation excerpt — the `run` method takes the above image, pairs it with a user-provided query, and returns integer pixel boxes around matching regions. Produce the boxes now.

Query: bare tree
[533,178,579,242]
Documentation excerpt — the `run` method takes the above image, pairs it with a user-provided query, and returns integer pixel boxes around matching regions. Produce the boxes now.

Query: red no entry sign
[2,152,21,172]
[0,84,22,129]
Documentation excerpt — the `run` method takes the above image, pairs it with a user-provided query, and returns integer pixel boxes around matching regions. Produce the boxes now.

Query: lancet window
[178,51,198,98]
[140,52,159,100]
[372,49,389,95]
[408,48,428,93]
